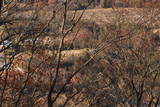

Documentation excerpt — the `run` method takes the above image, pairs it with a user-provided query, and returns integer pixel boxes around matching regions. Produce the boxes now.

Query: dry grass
[10,7,160,27]
[68,8,160,26]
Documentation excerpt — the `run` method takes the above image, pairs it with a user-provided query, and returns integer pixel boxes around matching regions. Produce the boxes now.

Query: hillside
[10,7,160,26]
[0,2,160,107]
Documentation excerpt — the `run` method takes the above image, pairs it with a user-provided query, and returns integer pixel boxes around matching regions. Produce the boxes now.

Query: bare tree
[0,0,160,107]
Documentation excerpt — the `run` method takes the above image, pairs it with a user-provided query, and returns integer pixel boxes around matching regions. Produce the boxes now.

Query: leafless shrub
[0,0,160,107]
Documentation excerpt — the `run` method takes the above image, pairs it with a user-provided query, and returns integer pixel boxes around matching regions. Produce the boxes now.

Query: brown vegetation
[0,0,160,107]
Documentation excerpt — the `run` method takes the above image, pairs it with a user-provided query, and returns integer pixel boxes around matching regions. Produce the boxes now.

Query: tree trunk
[0,0,3,11]
[99,0,113,8]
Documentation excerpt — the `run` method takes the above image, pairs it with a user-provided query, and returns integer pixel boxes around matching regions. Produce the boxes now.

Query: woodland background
[0,0,160,107]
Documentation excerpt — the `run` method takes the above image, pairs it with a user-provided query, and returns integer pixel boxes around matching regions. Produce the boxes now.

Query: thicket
[0,0,160,107]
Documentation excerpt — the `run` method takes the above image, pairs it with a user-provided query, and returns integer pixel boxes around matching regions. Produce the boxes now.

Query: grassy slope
[68,8,160,26]
[9,7,160,31]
